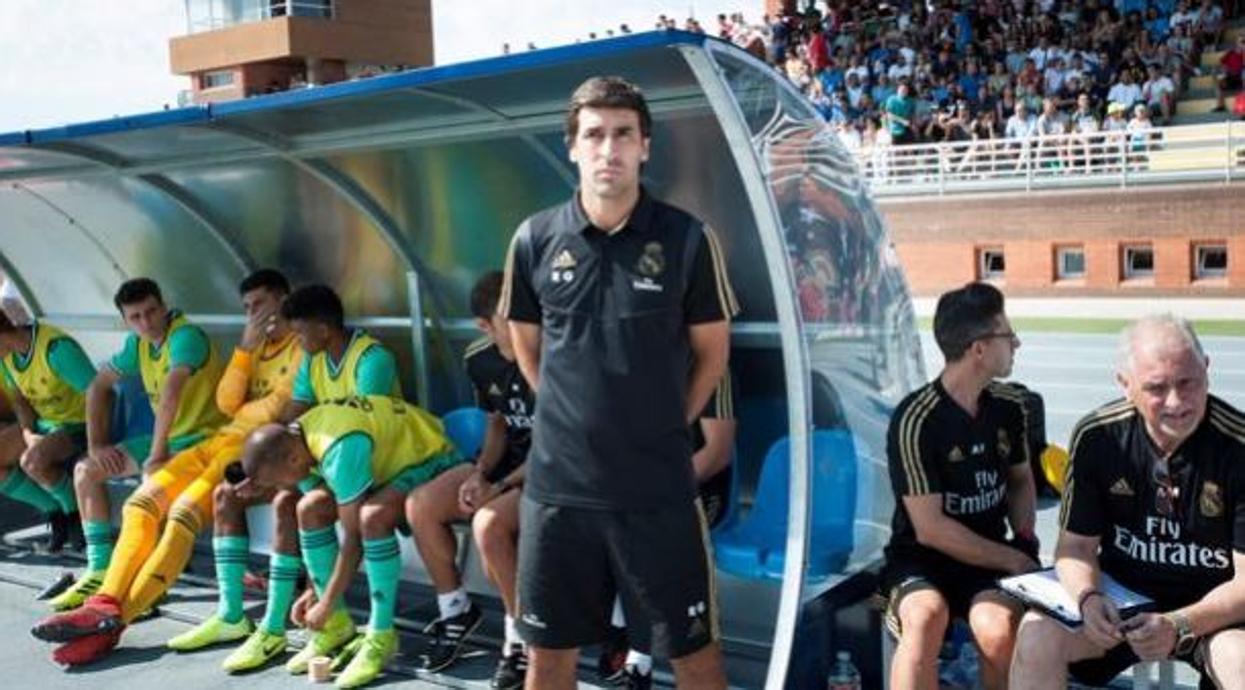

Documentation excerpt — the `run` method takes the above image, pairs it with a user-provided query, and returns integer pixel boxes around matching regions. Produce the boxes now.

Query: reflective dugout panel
[0,31,923,688]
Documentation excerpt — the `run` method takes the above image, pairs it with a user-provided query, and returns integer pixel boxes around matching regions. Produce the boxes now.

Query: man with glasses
[1010,315,1245,690]
[882,282,1039,690]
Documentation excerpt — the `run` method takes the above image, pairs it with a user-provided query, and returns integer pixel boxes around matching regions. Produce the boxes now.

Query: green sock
[0,469,60,514]
[214,535,250,623]
[48,475,77,514]
[83,520,114,572]
[362,536,401,632]
[299,525,340,607]
[260,552,302,635]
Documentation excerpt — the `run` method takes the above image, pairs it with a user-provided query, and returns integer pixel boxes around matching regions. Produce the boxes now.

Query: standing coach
[500,75,738,690]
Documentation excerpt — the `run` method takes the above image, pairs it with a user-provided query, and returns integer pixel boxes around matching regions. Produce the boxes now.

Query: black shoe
[41,511,72,554]
[597,624,628,682]
[64,512,84,552]
[420,605,482,672]
[490,644,527,689]
[35,572,76,601]
[617,664,652,690]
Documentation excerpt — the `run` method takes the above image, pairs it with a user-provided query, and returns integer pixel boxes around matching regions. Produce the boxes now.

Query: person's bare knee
[670,642,728,690]
[73,457,104,490]
[968,598,1020,658]
[472,505,503,553]
[296,489,335,529]
[897,591,950,651]
[359,500,398,540]
[1207,629,1245,690]
[525,646,579,690]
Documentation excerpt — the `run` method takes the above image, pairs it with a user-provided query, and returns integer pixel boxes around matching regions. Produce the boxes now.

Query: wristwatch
[1164,612,1196,656]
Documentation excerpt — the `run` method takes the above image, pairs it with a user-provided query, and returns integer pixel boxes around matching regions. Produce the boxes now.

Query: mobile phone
[1118,616,1146,634]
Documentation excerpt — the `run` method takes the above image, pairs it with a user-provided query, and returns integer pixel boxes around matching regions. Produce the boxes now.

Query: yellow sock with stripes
[122,502,204,623]
[99,493,161,600]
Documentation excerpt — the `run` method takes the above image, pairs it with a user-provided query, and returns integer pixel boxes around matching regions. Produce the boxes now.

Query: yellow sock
[123,501,204,622]
[99,492,163,600]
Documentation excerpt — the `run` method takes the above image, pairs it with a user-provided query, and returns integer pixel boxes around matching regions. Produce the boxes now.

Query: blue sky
[0,0,750,132]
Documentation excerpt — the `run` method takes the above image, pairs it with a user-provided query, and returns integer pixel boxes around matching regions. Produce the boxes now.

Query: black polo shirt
[884,380,1030,572]
[1060,396,1245,609]
[500,188,737,510]
[464,336,534,482]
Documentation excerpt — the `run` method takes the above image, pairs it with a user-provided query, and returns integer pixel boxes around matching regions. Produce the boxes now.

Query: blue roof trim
[213,30,710,117]
[0,31,712,143]
[25,106,211,144]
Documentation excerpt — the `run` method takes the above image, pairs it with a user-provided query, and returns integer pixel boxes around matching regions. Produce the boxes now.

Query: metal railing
[185,0,334,34]
[851,121,1244,196]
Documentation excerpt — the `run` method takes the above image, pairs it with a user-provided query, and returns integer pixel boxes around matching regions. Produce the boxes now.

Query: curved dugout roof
[0,31,924,687]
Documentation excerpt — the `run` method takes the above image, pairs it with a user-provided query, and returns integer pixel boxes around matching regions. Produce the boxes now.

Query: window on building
[1194,244,1228,279]
[1122,244,1154,279]
[1056,246,1086,280]
[201,70,236,89]
[978,247,1005,280]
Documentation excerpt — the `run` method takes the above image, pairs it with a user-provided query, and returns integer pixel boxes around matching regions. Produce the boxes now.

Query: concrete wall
[880,183,1245,296]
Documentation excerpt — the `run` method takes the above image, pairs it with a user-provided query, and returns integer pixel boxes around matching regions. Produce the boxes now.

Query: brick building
[879,183,1245,296]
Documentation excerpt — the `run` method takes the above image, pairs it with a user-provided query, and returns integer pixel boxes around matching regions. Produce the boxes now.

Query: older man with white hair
[1010,315,1245,690]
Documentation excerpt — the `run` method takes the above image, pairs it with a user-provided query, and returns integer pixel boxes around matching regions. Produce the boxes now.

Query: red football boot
[51,626,125,666]
[31,594,122,642]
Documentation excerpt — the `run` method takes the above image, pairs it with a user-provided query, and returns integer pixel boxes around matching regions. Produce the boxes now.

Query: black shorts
[515,495,717,658]
[1069,622,1245,688]
[882,558,1009,638]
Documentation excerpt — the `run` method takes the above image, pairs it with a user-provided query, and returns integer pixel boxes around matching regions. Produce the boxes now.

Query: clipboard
[998,568,1155,629]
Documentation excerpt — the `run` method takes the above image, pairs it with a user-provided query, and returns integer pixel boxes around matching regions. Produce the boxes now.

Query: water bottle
[826,650,862,690]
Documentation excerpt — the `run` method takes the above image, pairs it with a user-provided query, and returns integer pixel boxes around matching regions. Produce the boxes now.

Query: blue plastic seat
[713,429,857,580]
[441,406,488,459]
[109,374,154,444]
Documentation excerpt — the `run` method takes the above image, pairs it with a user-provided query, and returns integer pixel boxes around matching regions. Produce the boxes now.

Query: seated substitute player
[1010,315,1245,690]
[882,282,1039,690]
[401,270,534,686]
[0,311,94,552]
[46,278,228,614]
[31,270,299,666]
[172,282,400,674]
[600,374,737,690]
[241,395,463,689]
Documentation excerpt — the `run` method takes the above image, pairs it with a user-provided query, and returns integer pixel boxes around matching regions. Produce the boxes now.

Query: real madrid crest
[637,242,665,278]
[997,429,1012,459]
[1200,481,1224,518]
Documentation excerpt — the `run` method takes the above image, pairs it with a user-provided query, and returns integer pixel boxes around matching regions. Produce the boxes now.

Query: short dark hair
[469,271,504,320]
[280,284,344,330]
[565,76,653,142]
[933,282,1006,362]
[114,278,163,312]
[239,268,290,297]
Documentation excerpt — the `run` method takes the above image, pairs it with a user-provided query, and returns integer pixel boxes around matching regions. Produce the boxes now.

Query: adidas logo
[1109,478,1135,496]
[488,383,502,396]
[551,249,577,270]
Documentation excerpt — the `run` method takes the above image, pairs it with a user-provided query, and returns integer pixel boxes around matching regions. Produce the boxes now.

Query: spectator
[885,80,918,145]
[871,72,896,107]
[1215,36,1245,112]
[1142,64,1176,125]
[1107,70,1144,112]
[846,72,867,109]
[1070,93,1103,172]
[1035,97,1070,170]
[1104,101,1130,134]
[1196,0,1225,45]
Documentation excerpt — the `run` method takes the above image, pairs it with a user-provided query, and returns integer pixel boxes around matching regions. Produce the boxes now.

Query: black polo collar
[564,186,656,236]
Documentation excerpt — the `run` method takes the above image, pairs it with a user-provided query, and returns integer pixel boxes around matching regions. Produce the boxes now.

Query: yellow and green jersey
[0,321,95,433]
[292,329,399,403]
[298,395,454,503]
[109,310,227,446]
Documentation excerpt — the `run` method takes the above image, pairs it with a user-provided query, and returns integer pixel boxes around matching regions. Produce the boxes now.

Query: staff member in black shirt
[882,282,1038,690]
[1011,315,1245,690]
[501,76,737,690]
